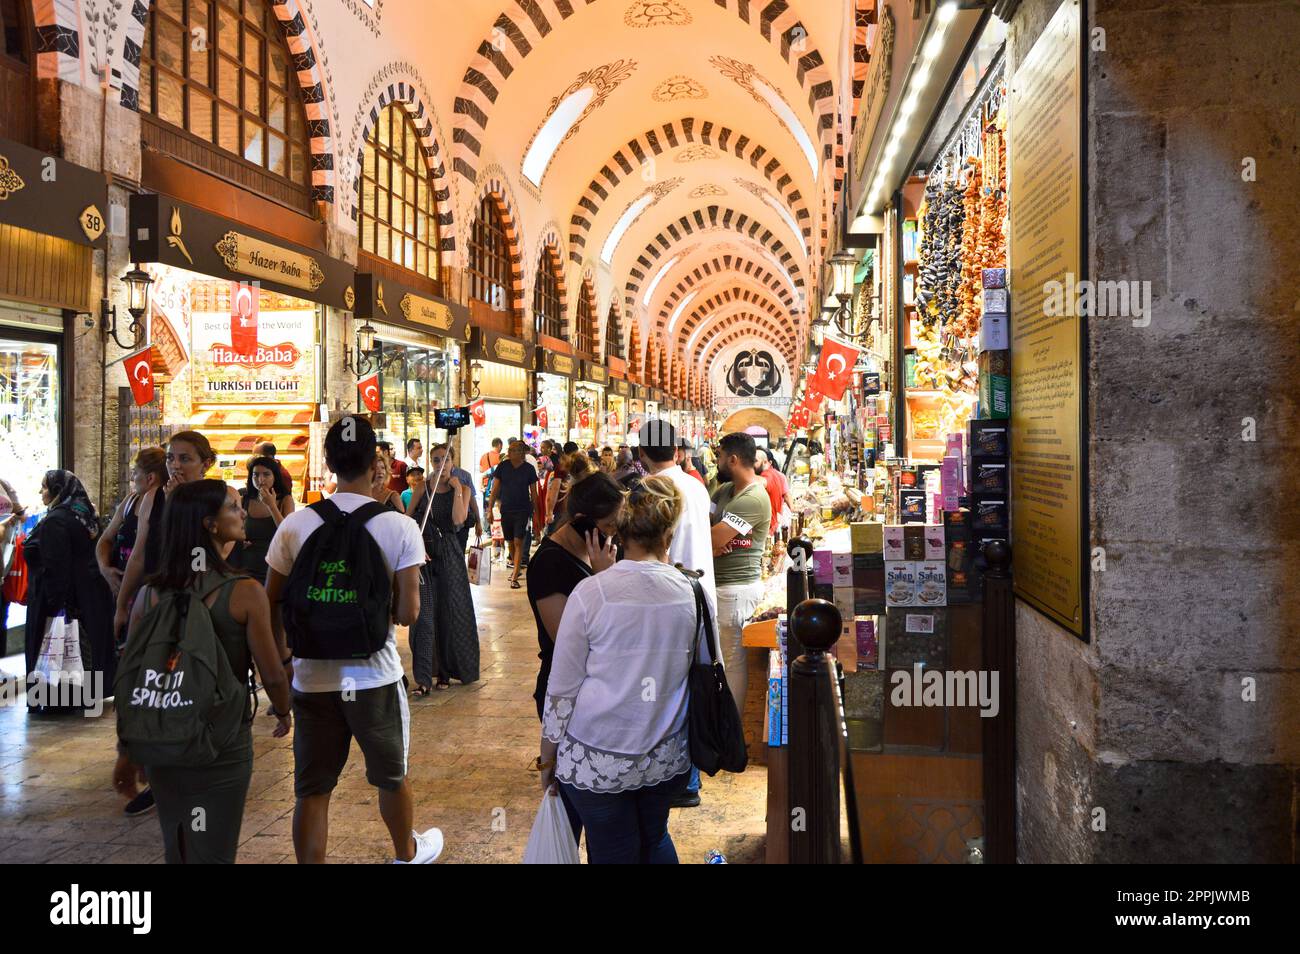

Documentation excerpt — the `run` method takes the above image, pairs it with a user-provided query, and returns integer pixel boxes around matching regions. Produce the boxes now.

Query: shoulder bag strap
[692,577,721,668]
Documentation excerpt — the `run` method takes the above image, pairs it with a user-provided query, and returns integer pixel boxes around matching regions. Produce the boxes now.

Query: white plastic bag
[522,792,580,864]
[467,545,492,586]
[35,614,84,689]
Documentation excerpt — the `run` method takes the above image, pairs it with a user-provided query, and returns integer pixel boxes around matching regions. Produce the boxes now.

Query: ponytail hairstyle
[564,451,596,483]
[133,447,168,484]
[618,475,682,552]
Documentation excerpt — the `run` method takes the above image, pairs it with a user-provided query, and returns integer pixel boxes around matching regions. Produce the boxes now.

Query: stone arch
[568,117,811,264]
[471,173,526,329]
[353,78,456,254]
[652,254,797,318]
[691,311,797,368]
[451,0,836,188]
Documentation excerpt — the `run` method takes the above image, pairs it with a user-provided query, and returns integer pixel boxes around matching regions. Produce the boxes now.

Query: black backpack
[283,500,391,659]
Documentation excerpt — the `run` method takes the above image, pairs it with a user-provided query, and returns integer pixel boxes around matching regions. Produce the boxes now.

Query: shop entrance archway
[721,407,786,440]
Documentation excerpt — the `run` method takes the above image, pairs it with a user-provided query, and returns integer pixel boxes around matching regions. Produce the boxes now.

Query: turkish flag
[629,415,642,434]
[230,282,259,357]
[125,347,155,406]
[358,372,380,412]
[811,337,860,400]
[607,410,620,428]
[788,404,812,429]
[803,387,825,411]
[578,407,591,428]
[535,404,548,430]
[470,398,487,427]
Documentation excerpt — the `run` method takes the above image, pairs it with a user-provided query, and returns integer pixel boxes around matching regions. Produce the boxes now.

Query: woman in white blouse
[538,475,707,863]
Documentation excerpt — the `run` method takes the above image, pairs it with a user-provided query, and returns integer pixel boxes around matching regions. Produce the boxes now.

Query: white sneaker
[392,827,444,864]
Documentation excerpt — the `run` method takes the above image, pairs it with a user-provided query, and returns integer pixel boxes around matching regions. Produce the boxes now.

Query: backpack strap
[194,572,243,602]
[309,498,345,526]
[346,501,389,526]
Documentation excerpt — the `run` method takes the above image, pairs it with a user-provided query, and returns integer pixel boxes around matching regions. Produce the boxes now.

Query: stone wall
[1012,0,1300,863]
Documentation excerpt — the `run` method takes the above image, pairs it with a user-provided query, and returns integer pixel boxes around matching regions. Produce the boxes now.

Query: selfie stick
[419,439,454,535]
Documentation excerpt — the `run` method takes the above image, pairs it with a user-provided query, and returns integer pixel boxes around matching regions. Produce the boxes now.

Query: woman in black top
[23,470,116,707]
[407,444,477,693]
[233,456,294,584]
[96,447,167,612]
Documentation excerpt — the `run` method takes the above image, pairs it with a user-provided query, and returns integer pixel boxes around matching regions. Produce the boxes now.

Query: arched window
[533,245,563,339]
[576,280,597,356]
[139,0,312,200]
[359,103,440,280]
[468,194,513,315]
[0,0,33,143]
[604,302,623,363]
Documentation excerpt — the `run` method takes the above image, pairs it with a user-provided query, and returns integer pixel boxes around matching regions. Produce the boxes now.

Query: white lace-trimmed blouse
[542,558,709,793]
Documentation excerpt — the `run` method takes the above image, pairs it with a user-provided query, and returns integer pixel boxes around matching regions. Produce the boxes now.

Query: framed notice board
[1008,0,1089,640]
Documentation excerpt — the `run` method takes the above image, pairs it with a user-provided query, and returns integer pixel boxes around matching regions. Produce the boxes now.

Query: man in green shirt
[709,432,771,721]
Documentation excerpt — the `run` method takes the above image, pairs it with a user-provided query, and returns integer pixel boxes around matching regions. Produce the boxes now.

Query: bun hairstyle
[618,475,682,551]
[168,429,217,468]
[564,451,596,483]
[133,447,167,483]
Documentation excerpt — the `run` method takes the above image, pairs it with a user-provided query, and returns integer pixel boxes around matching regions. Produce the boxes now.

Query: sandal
[510,579,522,589]
[411,684,433,698]
[435,679,451,690]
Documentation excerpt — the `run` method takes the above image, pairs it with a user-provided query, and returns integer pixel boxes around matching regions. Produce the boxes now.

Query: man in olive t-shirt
[709,432,771,721]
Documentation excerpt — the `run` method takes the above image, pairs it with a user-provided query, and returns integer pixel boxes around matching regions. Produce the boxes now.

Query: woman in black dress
[407,443,477,693]
[95,448,167,616]
[232,456,294,585]
[23,470,116,710]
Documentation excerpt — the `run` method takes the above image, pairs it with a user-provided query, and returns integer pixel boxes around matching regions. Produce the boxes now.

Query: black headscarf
[40,470,99,538]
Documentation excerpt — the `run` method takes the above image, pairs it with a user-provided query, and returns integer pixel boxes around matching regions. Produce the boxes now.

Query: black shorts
[292,682,409,797]
[500,510,531,541]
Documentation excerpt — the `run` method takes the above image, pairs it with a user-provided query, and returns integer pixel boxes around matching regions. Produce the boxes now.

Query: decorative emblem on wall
[79,205,106,243]
[650,176,684,200]
[624,1,691,28]
[675,144,716,163]
[652,75,707,102]
[167,207,194,265]
[0,155,25,200]
[343,285,356,310]
[691,184,727,198]
[726,348,784,398]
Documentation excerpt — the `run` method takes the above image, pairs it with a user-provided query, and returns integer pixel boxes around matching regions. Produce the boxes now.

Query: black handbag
[681,569,748,776]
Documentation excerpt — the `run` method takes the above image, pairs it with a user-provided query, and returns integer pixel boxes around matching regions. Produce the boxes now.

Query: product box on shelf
[981,312,1010,352]
[945,537,981,604]
[855,617,878,669]
[850,521,884,554]
[923,524,946,560]
[852,556,886,614]
[969,419,1010,459]
[886,562,918,607]
[983,287,1009,315]
[941,455,963,510]
[971,461,1009,495]
[832,553,854,588]
[971,497,1009,536]
[833,587,856,626]
[883,525,906,561]
[915,562,948,606]
[884,607,947,670]
[982,267,1007,289]
[766,649,785,747]
[813,549,834,585]
[903,524,928,560]
[978,350,1011,418]
[900,489,927,523]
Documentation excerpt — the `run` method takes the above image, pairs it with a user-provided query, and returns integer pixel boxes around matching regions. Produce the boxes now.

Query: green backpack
[114,575,250,767]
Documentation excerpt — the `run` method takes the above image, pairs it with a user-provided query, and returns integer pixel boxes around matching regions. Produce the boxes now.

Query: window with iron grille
[468,194,513,314]
[533,246,563,339]
[139,0,312,190]
[604,302,623,362]
[576,282,597,356]
[359,102,440,280]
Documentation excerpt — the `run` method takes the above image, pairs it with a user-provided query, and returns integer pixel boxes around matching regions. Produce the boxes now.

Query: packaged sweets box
[855,617,878,669]
[971,497,1009,535]
[971,461,1008,495]
[832,553,854,588]
[969,419,1010,459]
[915,562,947,607]
[813,549,834,585]
[886,562,919,607]
[884,607,948,670]
[850,521,884,554]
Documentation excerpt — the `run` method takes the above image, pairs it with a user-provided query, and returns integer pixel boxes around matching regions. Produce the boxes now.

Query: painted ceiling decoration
[567,117,810,265]
[725,348,784,398]
[624,1,693,28]
[600,176,685,264]
[691,184,727,197]
[520,58,638,189]
[675,144,717,163]
[652,75,709,101]
[710,54,821,180]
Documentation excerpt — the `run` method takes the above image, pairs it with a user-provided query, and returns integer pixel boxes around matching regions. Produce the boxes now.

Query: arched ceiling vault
[700,325,798,377]
[690,311,797,368]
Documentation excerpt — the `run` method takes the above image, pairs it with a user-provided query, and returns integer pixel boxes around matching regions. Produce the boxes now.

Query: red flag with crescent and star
[577,406,590,429]
[358,372,380,412]
[810,337,860,401]
[803,387,825,411]
[535,404,548,430]
[788,403,812,430]
[125,347,156,406]
[470,399,487,427]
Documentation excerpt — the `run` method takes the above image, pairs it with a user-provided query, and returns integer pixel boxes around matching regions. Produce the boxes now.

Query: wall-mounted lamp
[102,265,154,350]
[470,359,484,400]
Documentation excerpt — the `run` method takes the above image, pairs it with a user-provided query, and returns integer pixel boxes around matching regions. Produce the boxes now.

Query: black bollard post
[786,597,843,864]
[981,540,1015,864]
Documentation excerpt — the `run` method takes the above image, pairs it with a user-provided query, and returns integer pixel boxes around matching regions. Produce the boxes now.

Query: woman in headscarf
[23,470,116,709]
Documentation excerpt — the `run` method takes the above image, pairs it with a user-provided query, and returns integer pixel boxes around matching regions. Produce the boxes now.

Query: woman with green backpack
[113,480,291,864]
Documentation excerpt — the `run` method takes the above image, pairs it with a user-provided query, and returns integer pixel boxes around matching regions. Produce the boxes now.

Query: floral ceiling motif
[521,59,638,187]
[624,1,692,28]
[691,183,727,198]
[652,75,708,102]
[675,144,717,163]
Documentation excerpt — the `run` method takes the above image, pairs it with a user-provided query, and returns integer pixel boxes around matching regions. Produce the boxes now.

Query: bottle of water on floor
[707,849,727,864]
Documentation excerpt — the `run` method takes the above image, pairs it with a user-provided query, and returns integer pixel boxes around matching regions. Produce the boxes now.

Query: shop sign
[467,327,535,370]
[850,7,896,183]
[190,292,317,404]
[400,292,454,331]
[0,136,109,248]
[1009,0,1087,640]
[539,351,577,376]
[582,362,609,386]
[215,230,325,293]
[612,378,630,397]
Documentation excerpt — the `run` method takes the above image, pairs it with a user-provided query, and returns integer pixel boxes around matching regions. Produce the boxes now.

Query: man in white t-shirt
[637,418,715,808]
[264,415,443,865]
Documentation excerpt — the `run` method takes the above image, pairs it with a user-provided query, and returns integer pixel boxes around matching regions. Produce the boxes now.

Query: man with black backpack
[264,415,443,864]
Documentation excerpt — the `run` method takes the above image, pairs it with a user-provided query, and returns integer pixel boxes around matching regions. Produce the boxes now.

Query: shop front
[645,388,661,424]
[0,136,108,505]
[128,193,354,497]
[607,375,631,447]
[466,327,535,485]
[627,386,647,443]
[574,361,609,447]
[352,273,469,461]
[533,349,575,447]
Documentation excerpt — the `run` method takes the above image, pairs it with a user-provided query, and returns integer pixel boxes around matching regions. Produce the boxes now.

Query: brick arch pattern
[117,0,337,205]
[627,320,643,378]
[851,0,877,131]
[567,117,811,265]
[673,289,790,358]
[30,0,80,82]
[654,262,794,332]
[451,0,837,189]
[623,205,805,318]
[575,267,597,345]
[353,81,455,253]
[687,309,796,369]
[472,176,526,331]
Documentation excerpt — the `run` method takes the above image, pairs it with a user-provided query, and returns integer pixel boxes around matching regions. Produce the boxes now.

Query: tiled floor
[0,570,768,864]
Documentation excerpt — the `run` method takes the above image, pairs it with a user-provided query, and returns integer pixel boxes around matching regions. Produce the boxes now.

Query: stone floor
[0,568,769,864]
